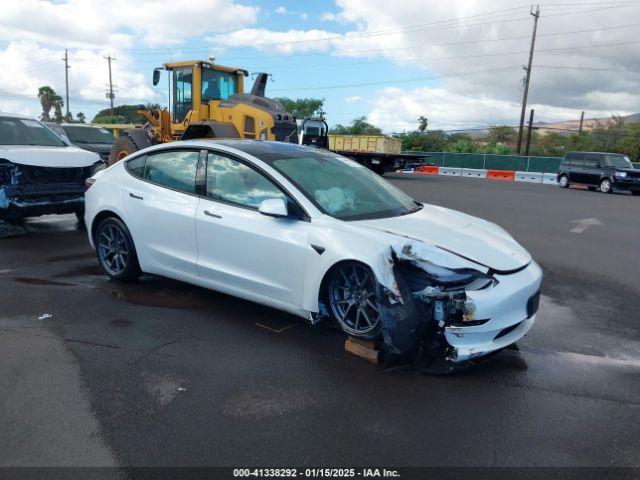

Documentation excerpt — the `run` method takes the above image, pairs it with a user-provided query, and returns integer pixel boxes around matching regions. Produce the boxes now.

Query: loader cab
[153,61,247,126]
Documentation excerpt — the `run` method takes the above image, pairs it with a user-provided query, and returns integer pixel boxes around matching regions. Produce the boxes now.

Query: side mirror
[258,198,288,218]
[152,68,162,86]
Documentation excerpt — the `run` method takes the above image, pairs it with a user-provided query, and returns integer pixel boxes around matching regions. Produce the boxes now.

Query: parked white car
[85,140,542,371]
[0,112,101,221]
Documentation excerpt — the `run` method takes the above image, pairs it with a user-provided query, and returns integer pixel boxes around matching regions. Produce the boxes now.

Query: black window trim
[124,147,202,198]
[201,147,311,222]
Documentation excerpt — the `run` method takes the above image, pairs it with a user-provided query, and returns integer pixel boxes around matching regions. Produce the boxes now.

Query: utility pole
[579,110,585,133]
[104,54,116,115]
[62,49,70,120]
[516,5,540,155]
[525,108,535,156]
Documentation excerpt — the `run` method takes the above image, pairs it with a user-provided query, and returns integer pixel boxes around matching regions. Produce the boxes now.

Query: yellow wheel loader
[108,60,298,165]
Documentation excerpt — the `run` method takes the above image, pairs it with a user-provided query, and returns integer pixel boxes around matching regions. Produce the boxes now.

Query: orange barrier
[415,165,439,175]
[487,169,515,181]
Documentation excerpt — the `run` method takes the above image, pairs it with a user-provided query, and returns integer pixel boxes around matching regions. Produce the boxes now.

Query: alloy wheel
[600,179,612,193]
[329,263,381,337]
[97,223,130,276]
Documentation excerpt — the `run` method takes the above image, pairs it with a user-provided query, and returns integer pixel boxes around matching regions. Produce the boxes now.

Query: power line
[269,65,520,92]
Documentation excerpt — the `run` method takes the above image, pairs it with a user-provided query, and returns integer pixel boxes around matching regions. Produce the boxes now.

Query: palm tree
[418,115,428,132]
[37,86,58,121]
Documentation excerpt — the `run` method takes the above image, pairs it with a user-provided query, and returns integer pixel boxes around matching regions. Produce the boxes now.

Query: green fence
[421,152,562,173]
[421,152,640,172]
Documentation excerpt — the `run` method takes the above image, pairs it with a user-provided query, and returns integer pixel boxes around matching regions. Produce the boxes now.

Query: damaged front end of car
[373,243,504,374]
[0,159,97,220]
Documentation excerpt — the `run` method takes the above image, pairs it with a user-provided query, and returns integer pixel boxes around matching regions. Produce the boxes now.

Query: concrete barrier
[461,168,487,179]
[438,167,462,176]
[515,171,543,184]
[487,170,515,181]
[542,172,558,185]
[417,165,439,175]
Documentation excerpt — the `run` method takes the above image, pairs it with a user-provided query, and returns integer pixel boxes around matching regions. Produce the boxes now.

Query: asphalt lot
[1,175,639,469]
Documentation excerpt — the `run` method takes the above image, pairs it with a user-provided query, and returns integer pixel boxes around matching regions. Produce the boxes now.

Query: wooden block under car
[344,336,379,364]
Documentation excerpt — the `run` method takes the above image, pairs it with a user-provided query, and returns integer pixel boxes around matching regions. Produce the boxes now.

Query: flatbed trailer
[299,119,430,175]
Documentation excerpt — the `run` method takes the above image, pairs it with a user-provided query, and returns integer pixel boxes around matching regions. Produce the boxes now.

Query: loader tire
[108,135,139,167]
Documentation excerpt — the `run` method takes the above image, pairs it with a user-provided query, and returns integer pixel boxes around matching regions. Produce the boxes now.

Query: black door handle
[129,193,143,200]
[204,210,222,219]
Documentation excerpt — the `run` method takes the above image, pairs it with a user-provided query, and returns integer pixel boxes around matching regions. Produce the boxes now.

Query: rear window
[0,117,66,147]
[63,126,114,145]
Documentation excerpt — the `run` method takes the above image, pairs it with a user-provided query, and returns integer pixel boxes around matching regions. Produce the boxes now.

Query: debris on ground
[344,337,379,364]
[0,220,26,239]
[38,313,53,320]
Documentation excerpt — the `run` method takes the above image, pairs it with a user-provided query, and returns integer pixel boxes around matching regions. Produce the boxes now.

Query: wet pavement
[0,176,639,468]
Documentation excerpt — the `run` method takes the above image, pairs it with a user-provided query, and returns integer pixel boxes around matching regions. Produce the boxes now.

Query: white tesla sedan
[85,140,542,370]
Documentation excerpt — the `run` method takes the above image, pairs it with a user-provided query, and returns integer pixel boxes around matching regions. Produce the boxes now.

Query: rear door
[195,150,311,306]
[583,154,602,185]
[123,149,201,278]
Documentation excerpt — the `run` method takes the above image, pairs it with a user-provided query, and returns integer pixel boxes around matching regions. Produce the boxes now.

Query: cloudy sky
[1,0,639,131]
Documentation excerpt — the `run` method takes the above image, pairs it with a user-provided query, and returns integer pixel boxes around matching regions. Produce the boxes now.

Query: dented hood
[354,204,531,271]
[0,145,99,168]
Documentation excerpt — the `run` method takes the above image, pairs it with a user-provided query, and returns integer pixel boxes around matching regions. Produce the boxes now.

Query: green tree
[619,121,640,161]
[92,104,160,124]
[445,134,477,153]
[76,112,86,124]
[37,86,63,122]
[418,115,428,132]
[330,116,382,135]
[487,125,516,144]
[273,97,324,119]
[396,130,449,152]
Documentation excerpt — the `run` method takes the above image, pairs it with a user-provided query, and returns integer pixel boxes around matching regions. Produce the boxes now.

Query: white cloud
[367,86,634,133]
[344,95,362,103]
[0,41,157,119]
[275,6,287,14]
[214,0,640,127]
[207,29,339,54]
[0,0,259,47]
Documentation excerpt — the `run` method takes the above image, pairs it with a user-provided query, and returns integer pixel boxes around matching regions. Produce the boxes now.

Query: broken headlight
[412,261,495,292]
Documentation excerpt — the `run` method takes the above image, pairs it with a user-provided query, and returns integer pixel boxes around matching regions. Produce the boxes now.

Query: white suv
[0,113,101,221]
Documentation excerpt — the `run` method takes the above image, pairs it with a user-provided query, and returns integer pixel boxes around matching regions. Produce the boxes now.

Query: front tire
[326,262,381,339]
[108,135,139,166]
[631,191,640,196]
[558,174,570,188]
[599,178,613,194]
[94,217,141,281]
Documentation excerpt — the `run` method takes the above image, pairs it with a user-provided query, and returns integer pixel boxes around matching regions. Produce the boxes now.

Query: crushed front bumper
[445,261,543,361]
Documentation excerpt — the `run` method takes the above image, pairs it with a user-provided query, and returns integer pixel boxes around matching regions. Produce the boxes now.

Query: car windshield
[265,149,419,220]
[63,126,114,144]
[603,154,633,169]
[0,117,66,147]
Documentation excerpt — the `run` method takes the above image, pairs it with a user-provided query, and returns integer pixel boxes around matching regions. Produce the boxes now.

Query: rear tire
[94,217,141,281]
[108,135,139,167]
[599,178,613,194]
[558,174,569,188]
[632,191,640,196]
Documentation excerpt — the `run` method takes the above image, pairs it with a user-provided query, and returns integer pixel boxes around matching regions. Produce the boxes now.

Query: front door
[123,149,201,277]
[195,151,311,306]
[173,67,193,124]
